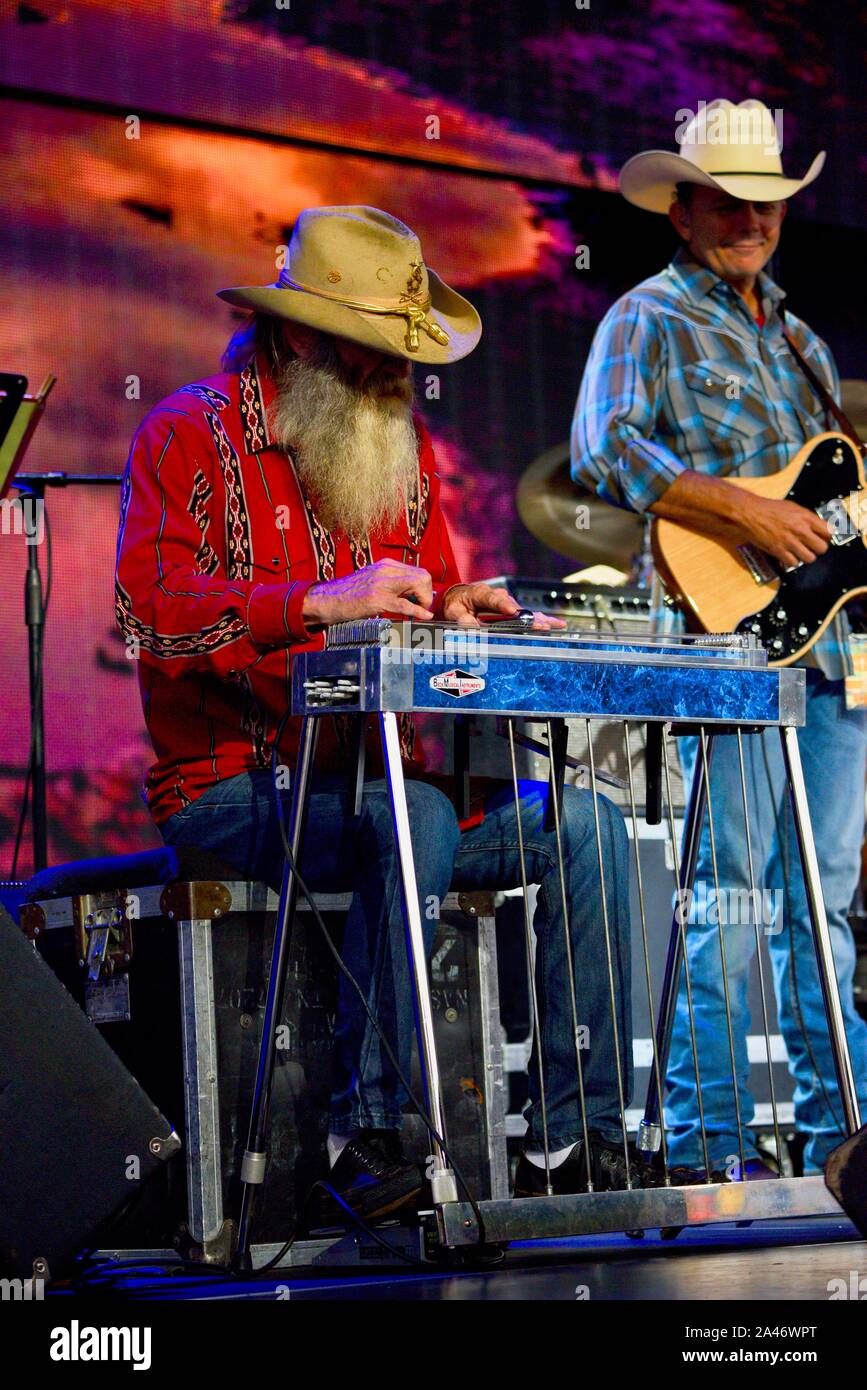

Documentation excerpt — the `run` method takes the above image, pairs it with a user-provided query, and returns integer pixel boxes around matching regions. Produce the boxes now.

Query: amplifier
[489,575,654,633]
[0,904,179,1278]
[448,717,687,817]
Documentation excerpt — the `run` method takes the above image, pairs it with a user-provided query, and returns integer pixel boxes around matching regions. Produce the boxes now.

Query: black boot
[514,1133,652,1196]
[308,1129,423,1228]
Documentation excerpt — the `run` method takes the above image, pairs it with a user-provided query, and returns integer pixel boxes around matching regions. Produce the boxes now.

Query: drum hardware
[515,440,644,570]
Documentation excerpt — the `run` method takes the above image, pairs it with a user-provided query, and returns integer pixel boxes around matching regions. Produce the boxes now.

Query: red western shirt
[115,352,462,825]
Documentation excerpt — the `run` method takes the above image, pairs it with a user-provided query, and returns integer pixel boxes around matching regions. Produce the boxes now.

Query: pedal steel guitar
[234,620,860,1255]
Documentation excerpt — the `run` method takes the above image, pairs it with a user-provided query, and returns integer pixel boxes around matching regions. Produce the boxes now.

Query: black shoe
[660,1160,770,1185]
[666,1164,718,1185]
[514,1133,653,1197]
[307,1129,423,1229]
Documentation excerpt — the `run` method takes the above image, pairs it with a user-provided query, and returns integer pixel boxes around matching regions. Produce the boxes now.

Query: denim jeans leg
[762,678,867,1170]
[327,780,459,1133]
[666,675,867,1170]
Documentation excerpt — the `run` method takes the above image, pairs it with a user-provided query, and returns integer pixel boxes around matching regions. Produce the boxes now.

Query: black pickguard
[733,436,867,662]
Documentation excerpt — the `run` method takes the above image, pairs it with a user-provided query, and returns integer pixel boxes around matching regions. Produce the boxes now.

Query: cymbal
[516,441,644,569]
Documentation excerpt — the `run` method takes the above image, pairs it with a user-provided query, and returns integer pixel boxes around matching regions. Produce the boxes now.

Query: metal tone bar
[638,730,712,1156]
[779,725,862,1136]
[737,730,784,1175]
[546,720,593,1191]
[437,1175,843,1246]
[236,716,319,1261]
[585,719,631,1178]
[507,719,553,1193]
[700,728,746,1181]
[623,723,668,1178]
[475,908,511,1200]
[380,711,457,1205]
[177,918,223,1246]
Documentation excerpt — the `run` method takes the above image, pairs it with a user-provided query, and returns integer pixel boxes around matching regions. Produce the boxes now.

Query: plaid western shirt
[571,245,848,678]
[116,352,462,824]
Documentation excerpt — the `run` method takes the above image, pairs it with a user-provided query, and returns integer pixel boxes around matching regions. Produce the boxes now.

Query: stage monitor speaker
[0,904,180,1280]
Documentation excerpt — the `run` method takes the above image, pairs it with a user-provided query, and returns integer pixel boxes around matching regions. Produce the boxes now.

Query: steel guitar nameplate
[429,669,487,698]
[292,623,806,726]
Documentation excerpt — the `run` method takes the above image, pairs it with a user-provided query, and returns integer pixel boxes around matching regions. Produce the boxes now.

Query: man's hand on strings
[302,558,435,625]
[442,583,566,630]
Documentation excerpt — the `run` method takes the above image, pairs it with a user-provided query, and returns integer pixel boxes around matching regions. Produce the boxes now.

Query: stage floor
[53,1215,867,1301]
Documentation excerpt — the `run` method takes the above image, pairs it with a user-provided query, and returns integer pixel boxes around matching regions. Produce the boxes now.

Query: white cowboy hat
[217,205,482,364]
[619,99,825,213]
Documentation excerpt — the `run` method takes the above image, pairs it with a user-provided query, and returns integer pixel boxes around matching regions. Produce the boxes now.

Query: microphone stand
[7,455,122,873]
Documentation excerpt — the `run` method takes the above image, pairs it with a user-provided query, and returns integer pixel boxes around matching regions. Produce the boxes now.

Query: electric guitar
[651,431,867,666]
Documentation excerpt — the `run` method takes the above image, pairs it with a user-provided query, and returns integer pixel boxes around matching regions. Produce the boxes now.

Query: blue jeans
[162,768,632,1147]
[667,672,867,1172]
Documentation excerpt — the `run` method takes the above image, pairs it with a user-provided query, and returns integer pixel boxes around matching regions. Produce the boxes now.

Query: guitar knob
[749,622,762,635]
[797,624,809,638]
[770,607,787,625]
[771,637,784,652]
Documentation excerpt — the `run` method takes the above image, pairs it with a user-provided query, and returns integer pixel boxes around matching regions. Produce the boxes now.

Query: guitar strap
[779,304,866,455]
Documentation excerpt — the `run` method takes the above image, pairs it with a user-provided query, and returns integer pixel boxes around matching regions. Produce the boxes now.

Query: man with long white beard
[116,206,635,1225]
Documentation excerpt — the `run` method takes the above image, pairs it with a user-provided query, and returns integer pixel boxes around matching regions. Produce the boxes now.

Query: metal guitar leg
[235,715,319,1263]
[638,729,714,1155]
[380,711,458,1206]
[779,724,862,1137]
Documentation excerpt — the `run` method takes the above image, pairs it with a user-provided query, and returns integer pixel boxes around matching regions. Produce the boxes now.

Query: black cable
[263,713,489,1251]
[301,1182,427,1267]
[71,1256,231,1293]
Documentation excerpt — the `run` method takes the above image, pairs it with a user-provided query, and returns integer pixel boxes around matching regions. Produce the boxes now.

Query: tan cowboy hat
[217,205,482,364]
[619,99,825,213]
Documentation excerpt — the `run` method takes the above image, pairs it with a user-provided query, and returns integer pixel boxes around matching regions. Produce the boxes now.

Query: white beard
[267,343,420,538]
